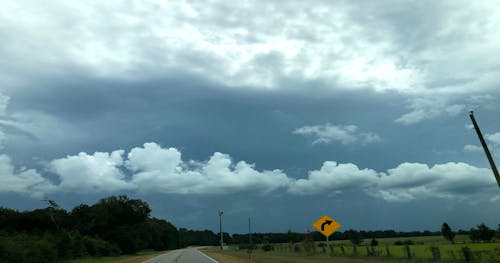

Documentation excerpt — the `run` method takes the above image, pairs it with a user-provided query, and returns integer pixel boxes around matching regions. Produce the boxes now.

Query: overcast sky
[1,0,500,234]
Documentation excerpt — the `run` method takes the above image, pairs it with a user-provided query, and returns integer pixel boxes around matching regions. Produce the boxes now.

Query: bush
[261,243,274,251]
[83,236,120,257]
[294,243,301,252]
[238,243,256,250]
[394,240,414,246]
[0,234,57,263]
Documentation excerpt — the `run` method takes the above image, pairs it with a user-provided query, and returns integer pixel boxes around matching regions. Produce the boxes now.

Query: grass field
[204,235,500,263]
[68,250,166,263]
[205,249,396,263]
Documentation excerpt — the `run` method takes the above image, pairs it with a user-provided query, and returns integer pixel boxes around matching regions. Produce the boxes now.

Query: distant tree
[469,224,494,243]
[469,227,481,243]
[497,224,500,239]
[441,222,455,243]
[345,229,363,245]
[370,238,379,246]
[477,223,495,242]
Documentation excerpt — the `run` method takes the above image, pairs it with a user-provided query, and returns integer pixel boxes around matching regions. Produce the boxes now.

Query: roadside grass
[206,235,500,263]
[68,250,166,263]
[205,248,398,263]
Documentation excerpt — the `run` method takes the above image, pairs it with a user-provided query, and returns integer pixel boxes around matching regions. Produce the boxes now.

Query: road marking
[196,249,219,263]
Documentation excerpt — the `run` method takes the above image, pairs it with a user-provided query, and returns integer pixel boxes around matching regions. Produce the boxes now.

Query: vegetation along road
[142,248,218,263]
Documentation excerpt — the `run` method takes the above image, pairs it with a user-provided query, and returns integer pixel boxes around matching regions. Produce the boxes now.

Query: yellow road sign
[312,215,341,237]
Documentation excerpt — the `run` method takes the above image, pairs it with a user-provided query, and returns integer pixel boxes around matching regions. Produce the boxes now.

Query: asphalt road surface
[142,248,218,263]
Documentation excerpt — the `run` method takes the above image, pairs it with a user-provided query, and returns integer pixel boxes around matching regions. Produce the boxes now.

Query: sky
[1,0,500,234]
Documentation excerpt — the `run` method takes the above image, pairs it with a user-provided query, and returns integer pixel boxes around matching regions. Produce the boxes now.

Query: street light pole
[218,210,224,250]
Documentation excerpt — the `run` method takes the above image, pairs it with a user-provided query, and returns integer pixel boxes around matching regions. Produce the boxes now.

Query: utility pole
[218,210,224,250]
[469,111,500,188]
[248,218,253,259]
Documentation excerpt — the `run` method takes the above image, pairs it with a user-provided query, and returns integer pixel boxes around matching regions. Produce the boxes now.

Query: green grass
[220,236,500,263]
[68,250,166,263]
[69,255,133,263]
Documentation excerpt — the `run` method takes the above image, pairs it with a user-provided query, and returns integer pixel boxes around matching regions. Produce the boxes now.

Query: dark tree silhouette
[441,222,455,243]
[345,229,363,245]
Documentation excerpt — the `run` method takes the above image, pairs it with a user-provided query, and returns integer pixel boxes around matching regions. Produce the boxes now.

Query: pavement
[141,248,218,263]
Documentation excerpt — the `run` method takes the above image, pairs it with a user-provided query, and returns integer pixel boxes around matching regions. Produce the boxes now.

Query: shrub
[261,243,274,251]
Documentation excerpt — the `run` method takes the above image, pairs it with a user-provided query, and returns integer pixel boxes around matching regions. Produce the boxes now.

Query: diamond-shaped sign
[312,215,341,237]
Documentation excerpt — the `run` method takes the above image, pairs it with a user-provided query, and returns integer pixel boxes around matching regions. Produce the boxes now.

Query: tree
[370,238,379,246]
[441,222,455,243]
[477,223,495,242]
[469,223,495,242]
[345,229,363,245]
[469,228,481,243]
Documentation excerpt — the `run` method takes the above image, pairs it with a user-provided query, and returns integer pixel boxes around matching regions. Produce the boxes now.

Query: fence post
[404,245,412,259]
[430,246,441,261]
[462,246,473,263]
[385,245,391,257]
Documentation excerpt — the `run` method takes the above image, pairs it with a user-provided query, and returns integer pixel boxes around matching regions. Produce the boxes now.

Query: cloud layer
[1,142,498,202]
[293,124,381,145]
[2,1,500,124]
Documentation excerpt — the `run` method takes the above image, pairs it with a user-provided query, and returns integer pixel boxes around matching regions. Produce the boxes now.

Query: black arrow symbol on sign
[321,220,333,231]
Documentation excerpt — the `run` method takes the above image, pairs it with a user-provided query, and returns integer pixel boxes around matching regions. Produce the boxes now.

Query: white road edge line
[196,249,219,263]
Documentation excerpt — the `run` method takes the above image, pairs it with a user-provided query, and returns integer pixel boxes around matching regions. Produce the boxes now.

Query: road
[142,248,218,263]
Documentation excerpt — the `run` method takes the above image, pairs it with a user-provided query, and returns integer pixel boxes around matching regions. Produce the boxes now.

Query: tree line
[1,195,498,263]
[1,196,182,262]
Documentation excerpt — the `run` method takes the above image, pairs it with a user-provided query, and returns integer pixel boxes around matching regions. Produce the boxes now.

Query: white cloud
[0,154,54,197]
[293,123,380,145]
[289,161,499,202]
[288,161,379,195]
[50,150,135,193]
[46,142,289,195]
[464,144,482,152]
[374,162,497,201]
[128,143,290,194]
[486,132,500,146]
[395,97,466,125]
[0,92,10,116]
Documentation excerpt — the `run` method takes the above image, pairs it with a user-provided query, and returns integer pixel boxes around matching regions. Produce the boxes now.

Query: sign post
[312,215,341,263]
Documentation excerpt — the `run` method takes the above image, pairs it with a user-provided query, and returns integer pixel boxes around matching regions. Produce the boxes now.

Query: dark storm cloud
[1,0,500,232]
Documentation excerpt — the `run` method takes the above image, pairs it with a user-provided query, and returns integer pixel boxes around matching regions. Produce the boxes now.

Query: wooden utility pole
[248,218,253,259]
[469,111,500,188]
[218,210,224,250]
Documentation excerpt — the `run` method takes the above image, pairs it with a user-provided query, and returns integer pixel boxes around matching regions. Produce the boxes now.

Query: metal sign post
[312,215,341,263]
[326,235,330,262]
